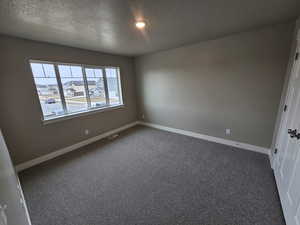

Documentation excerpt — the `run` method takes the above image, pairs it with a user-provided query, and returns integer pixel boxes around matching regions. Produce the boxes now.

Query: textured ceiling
[0,0,299,56]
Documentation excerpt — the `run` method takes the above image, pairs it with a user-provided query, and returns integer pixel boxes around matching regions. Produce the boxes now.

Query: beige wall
[0,21,295,165]
[135,22,294,148]
[0,36,137,164]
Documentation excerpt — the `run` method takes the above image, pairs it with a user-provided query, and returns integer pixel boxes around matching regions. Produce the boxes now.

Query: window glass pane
[106,68,121,105]
[94,69,102,77]
[43,64,56,77]
[85,68,94,78]
[58,65,88,113]
[30,63,64,119]
[31,63,44,77]
[85,68,106,108]
[58,65,71,77]
[70,66,83,77]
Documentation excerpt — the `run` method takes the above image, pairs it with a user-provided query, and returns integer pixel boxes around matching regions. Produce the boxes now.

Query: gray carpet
[19,125,285,225]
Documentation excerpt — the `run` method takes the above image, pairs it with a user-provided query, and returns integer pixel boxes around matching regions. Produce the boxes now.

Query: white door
[0,130,32,225]
[274,33,300,225]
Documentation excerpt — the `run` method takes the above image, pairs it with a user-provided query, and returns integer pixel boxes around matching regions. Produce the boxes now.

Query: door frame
[271,29,300,168]
[0,129,32,225]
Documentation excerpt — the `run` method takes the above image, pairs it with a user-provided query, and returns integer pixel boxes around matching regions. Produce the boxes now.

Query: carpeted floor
[19,125,285,225]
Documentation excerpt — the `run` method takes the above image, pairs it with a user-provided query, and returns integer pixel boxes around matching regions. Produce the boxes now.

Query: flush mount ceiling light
[135,21,146,29]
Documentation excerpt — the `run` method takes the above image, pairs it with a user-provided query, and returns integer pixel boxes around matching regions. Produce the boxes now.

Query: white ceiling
[0,0,299,56]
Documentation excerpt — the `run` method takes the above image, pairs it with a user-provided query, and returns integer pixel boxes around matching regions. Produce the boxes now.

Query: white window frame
[29,60,124,124]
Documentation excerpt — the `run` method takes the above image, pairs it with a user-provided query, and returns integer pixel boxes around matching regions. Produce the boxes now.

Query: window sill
[42,104,125,125]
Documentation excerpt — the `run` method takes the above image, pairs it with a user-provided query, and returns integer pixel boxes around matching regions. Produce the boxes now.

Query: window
[30,61,123,122]
[106,68,122,105]
[31,63,64,119]
[58,64,88,113]
[85,67,107,108]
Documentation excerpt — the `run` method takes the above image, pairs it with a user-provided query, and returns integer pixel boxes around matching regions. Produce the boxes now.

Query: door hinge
[284,105,287,112]
[295,52,299,61]
[274,148,278,154]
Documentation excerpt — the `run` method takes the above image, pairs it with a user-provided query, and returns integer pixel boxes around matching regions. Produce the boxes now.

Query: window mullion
[82,66,91,108]
[102,68,110,106]
[54,64,67,113]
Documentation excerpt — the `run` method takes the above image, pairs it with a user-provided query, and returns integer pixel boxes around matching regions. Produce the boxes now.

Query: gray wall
[135,22,294,148]
[0,36,137,165]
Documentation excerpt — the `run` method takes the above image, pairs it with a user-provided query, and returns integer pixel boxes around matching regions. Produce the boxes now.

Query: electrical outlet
[142,114,145,119]
[226,128,231,135]
[84,129,90,135]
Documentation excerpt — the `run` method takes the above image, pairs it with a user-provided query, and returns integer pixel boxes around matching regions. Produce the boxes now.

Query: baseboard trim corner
[15,121,139,172]
[138,121,270,155]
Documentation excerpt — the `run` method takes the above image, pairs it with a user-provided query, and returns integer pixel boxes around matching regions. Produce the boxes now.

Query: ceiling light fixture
[135,21,146,29]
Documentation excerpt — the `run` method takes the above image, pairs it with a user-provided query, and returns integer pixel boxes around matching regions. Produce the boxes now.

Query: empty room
[1,1,300,225]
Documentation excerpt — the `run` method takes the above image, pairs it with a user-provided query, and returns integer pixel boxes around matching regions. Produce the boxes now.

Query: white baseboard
[15,121,139,172]
[138,121,270,155]
[16,120,271,172]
